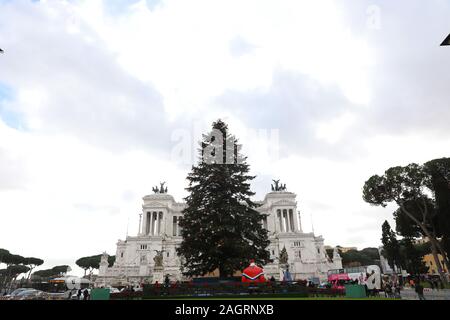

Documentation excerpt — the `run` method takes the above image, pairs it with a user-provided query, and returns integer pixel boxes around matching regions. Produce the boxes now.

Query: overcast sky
[1,0,449,277]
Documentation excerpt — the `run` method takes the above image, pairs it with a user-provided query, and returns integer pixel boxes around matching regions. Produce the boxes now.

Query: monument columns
[157,212,163,235]
[273,209,279,233]
[294,210,302,232]
[289,210,295,232]
[150,212,156,235]
[288,209,295,232]
[148,212,153,235]
[140,212,146,235]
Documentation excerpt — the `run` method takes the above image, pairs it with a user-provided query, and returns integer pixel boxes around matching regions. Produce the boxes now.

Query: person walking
[384,282,391,298]
[428,278,435,290]
[394,283,401,298]
[77,288,82,300]
[415,282,426,300]
[269,276,276,293]
[164,275,170,288]
[83,288,89,300]
[434,279,440,291]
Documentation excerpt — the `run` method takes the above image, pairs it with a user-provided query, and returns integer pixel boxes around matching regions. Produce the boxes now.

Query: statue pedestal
[139,265,148,277]
[152,267,164,284]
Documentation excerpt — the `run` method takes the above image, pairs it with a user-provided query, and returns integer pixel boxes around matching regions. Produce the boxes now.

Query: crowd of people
[382,278,402,298]
[64,288,91,300]
[381,274,447,300]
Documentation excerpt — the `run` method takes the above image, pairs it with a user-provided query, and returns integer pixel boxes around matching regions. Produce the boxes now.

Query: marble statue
[152,182,168,194]
[153,250,164,268]
[279,246,289,265]
[272,179,287,192]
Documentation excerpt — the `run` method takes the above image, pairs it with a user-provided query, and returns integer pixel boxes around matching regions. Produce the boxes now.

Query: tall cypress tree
[177,120,270,278]
[381,220,401,271]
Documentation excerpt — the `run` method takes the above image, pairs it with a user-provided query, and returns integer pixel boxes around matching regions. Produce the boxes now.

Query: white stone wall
[97,191,342,286]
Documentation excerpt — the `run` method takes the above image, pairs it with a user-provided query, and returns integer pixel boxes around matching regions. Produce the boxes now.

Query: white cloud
[315,112,356,144]
[0,118,188,275]
[71,0,374,118]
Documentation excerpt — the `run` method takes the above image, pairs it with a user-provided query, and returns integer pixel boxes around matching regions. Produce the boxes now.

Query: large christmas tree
[177,120,270,278]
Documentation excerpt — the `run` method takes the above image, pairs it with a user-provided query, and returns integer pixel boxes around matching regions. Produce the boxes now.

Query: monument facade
[96,183,342,286]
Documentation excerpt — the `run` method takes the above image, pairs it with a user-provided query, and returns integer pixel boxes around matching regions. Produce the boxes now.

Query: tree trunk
[8,276,17,293]
[27,266,34,280]
[0,276,5,291]
[434,240,450,273]
[2,265,12,292]
[430,218,450,273]
[400,204,448,283]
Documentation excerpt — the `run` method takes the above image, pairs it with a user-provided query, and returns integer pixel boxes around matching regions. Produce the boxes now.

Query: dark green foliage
[3,254,26,266]
[415,242,432,257]
[33,265,69,278]
[52,265,70,274]
[424,158,450,259]
[393,205,422,238]
[341,249,379,267]
[24,257,44,267]
[325,247,380,267]
[442,237,450,265]
[108,255,116,267]
[325,249,334,260]
[381,221,401,270]
[75,254,115,276]
[75,255,101,275]
[24,257,44,278]
[363,160,450,281]
[399,238,428,275]
[363,164,431,207]
[379,221,430,275]
[0,248,10,263]
[360,247,381,261]
[177,120,270,278]
[0,249,43,290]
[6,265,30,278]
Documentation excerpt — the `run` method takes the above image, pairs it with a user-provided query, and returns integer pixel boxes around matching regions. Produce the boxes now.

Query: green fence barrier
[90,288,110,300]
[133,283,344,300]
[344,285,367,299]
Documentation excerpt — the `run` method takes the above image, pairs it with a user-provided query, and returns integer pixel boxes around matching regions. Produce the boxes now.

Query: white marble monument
[96,183,342,287]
